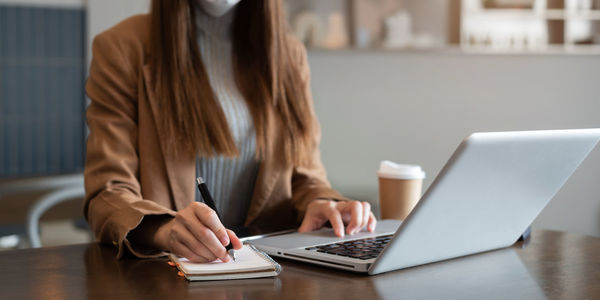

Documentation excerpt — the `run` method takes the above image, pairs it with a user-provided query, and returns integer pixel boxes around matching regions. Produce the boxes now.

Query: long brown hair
[149,0,314,166]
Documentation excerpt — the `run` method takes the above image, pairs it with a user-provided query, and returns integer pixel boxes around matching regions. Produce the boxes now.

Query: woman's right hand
[154,202,243,263]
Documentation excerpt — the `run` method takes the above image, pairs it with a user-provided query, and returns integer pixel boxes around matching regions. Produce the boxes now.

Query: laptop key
[326,249,346,254]
[305,234,392,260]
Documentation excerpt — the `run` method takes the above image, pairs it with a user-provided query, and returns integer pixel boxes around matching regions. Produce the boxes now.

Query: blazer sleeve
[84,31,175,258]
[289,41,352,219]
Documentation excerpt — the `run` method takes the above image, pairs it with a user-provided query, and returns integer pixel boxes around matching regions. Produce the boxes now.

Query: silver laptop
[248,129,600,275]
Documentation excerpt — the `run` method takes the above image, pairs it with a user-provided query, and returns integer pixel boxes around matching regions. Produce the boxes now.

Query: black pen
[196,177,236,262]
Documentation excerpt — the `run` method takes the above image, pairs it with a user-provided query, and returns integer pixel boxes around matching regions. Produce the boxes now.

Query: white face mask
[197,0,241,17]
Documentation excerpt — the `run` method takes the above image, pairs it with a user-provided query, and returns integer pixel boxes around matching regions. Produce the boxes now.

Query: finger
[360,202,371,232]
[326,206,345,237]
[176,210,228,261]
[298,213,326,233]
[298,217,313,233]
[192,203,230,246]
[171,223,219,262]
[195,223,230,262]
[367,212,377,232]
[298,201,329,233]
[226,229,243,250]
[345,201,363,235]
[171,238,210,263]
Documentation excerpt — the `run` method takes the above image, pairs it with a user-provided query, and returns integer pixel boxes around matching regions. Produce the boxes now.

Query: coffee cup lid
[377,160,425,180]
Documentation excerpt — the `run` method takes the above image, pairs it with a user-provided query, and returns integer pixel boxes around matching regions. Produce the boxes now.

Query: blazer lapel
[142,64,195,211]
[245,159,280,225]
[244,110,282,225]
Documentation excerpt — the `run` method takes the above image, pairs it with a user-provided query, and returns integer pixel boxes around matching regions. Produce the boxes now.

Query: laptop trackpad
[250,219,401,250]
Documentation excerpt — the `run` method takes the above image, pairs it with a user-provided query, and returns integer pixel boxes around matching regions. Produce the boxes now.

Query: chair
[0,174,88,248]
[25,178,86,248]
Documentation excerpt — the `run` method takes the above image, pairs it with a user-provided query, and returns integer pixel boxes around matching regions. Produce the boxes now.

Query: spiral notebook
[169,245,281,281]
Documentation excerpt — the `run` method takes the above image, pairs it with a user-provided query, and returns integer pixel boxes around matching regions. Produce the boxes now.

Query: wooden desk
[1,230,598,299]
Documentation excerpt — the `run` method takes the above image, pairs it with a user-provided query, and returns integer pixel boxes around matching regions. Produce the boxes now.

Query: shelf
[545,9,600,21]
[467,8,600,20]
[461,1,600,51]
[466,8,544,17]
[306,45,600,56]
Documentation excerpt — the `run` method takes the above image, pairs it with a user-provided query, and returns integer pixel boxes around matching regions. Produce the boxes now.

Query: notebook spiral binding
[248,244,282,274]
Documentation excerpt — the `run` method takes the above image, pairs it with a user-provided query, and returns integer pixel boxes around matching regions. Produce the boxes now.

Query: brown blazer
[84,15,348,258]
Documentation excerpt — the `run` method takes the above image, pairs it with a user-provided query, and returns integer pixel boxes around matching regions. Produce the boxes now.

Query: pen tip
[196,177,204,185]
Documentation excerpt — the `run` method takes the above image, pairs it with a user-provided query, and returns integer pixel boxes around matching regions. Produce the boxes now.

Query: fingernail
[220,235,230,246]
[222,255,230,263]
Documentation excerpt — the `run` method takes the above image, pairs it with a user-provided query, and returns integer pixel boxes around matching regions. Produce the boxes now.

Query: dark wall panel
[0,5,85,177]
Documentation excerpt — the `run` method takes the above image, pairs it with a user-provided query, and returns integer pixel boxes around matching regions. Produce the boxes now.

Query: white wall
[86,0,149,66]
[308,50,600,237]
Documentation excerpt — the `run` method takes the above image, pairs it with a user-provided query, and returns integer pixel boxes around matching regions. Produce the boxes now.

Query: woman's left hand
[298,199,377,237]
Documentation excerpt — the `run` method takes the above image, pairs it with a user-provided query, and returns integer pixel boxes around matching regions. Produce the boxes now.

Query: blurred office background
[0,0,599,250]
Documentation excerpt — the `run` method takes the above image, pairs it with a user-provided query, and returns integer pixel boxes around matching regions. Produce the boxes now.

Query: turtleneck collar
[194,1,236,40]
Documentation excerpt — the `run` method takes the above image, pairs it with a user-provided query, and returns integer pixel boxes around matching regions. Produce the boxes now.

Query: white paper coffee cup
[377,161,425,220]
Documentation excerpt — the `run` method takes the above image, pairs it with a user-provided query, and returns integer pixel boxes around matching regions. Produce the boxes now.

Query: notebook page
[177,245,274,275]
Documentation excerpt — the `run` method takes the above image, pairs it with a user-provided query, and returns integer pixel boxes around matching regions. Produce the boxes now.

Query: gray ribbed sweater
[194,6,258,228]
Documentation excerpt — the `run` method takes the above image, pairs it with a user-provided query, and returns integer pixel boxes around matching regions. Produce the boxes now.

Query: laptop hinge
[283,253,356,269]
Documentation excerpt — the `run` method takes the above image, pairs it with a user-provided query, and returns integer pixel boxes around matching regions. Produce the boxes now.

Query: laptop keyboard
[304,234,393,260]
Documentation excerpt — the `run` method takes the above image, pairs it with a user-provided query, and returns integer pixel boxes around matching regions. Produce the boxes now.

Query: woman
[84,0,376,262]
